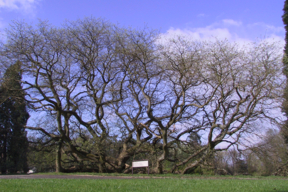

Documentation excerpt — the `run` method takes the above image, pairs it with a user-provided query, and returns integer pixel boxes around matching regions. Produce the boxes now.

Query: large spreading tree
[1,18,283,174]
[0,61,29,174]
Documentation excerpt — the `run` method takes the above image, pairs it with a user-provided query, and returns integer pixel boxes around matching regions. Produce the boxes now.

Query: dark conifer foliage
[282,1,288,143]
[0,61,29,174]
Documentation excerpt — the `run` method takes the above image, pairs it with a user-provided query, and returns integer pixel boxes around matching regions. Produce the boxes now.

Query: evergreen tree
[0,61,29,174]
[282,1,288,143]
[274,0,288,176]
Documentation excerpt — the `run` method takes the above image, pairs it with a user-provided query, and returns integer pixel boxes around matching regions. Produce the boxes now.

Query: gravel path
[0,174,138,179]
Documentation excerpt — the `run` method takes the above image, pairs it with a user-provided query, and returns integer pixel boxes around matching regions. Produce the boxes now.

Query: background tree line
[0,17,285,174]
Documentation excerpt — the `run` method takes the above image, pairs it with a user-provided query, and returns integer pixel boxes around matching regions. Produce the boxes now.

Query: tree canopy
[0,18,284,174]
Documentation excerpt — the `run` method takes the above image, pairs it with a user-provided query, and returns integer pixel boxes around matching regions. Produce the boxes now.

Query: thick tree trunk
[181,151,210,174]
[1,133,7,174]
[116,141,141,172]
[155,153,165,174]
[55,141,62,172]
[116,144,130,172]
[154,129,168,174]
[98,155,106,173]
[181,158,203,174]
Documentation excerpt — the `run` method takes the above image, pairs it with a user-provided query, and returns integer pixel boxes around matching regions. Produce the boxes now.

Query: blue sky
[0,0,285,43]
[1,0,284,142]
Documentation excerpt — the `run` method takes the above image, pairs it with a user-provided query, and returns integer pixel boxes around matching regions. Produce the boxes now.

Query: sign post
[132,160,149,175]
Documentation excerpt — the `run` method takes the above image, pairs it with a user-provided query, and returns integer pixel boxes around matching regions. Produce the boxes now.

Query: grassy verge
[35,172,287,180]
[1,178,288,192]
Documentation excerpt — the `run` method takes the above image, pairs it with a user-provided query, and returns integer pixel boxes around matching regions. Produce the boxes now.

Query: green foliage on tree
[0,61,29,174]
[282,0,288,143]
[27,136,56,173]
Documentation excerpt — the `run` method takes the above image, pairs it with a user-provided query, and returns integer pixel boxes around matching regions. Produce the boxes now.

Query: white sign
[27,170,34,174]
[132,160,148,168]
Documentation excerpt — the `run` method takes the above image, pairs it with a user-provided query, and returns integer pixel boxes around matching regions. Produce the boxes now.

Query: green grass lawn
[34,172,288,180]
[1,177,288,192]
